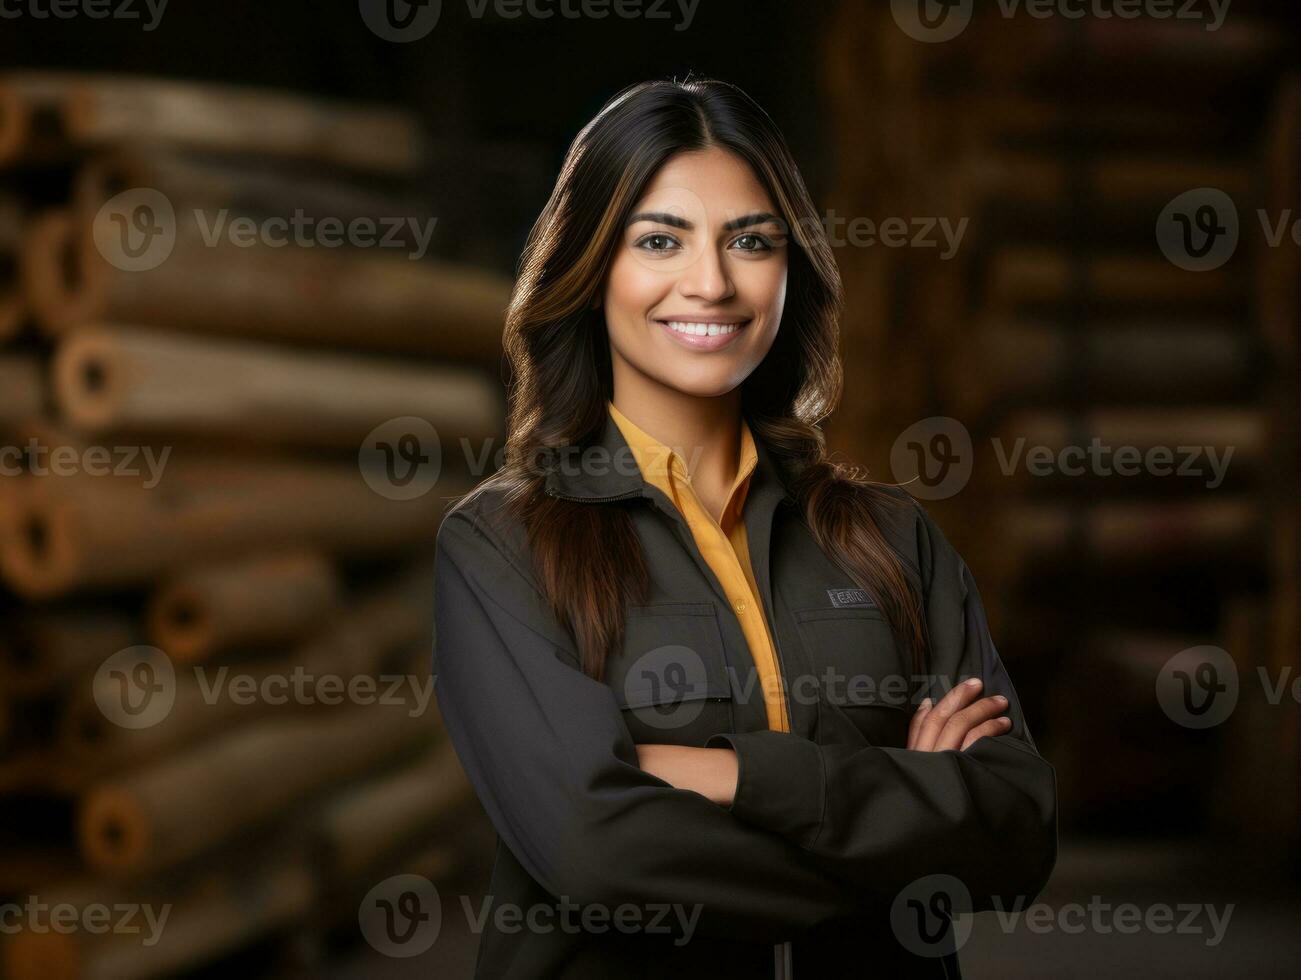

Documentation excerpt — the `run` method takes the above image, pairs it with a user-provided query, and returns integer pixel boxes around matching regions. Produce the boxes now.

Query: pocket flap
[609,602,733,709]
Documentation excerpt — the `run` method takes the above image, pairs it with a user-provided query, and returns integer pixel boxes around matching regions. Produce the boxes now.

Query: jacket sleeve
[704,499,1058,912]
[432,507,869,943]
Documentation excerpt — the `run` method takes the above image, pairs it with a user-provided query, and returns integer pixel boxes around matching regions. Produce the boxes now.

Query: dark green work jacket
[432,412,1058,978]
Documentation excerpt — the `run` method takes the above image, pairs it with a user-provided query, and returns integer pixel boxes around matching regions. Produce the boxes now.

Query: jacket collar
[543,407,792,509]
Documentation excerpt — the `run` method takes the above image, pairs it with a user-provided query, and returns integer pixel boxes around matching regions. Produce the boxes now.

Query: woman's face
[602,147,788,398]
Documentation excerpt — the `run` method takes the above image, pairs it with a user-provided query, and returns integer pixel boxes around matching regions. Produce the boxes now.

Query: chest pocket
[794,606,911,747]
[605,602,735,746]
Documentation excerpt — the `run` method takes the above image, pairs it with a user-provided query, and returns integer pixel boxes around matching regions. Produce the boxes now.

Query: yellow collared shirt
[607,400,790,732]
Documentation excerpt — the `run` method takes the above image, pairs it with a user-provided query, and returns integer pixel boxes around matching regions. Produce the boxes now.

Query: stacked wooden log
[0,72,500,976]
[824,7,1299,850]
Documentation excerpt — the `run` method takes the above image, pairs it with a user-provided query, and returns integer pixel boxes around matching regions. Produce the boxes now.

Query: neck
[609,383,743,488]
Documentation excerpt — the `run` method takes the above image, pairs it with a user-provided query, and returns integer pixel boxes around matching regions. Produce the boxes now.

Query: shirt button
[734,600,747,615]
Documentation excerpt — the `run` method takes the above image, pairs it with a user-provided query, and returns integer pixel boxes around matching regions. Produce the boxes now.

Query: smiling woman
[433,75,1057,980]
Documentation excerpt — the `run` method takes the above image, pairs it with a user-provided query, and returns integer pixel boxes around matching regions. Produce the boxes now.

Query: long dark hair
[451,76,927,682]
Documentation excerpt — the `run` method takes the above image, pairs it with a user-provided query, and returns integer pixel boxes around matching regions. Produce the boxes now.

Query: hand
[907,677,1011,752]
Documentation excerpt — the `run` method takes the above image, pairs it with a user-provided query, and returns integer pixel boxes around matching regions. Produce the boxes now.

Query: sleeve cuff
[706,730,825,847]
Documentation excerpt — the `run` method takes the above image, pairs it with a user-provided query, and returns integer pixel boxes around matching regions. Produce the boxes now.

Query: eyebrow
[625,210,782,232]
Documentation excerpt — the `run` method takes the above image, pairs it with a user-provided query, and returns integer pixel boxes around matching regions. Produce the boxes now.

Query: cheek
[603,255,670,381]
[726,261,787,363]
[604,251,663,325]
[738,259,788,320]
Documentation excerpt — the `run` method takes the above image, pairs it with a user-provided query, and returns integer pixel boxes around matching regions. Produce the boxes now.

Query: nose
[676,243,734,304]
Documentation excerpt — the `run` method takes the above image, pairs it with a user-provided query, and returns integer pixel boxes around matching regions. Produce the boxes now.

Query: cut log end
[59,694,112,761]
[0,88,71,164]
[147,586,210,662]
[0,495,79,600]
[52,329,124,432]
[21,210,101,336]
[79,786,150,873]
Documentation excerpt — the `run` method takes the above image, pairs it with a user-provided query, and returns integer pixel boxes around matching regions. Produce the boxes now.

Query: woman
[433,76,1057,979]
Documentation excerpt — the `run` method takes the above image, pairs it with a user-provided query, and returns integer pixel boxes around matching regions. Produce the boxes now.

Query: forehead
[634,148,775,216]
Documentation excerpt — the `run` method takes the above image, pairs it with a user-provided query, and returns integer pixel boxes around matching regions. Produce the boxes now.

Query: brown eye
[635,233,681,253]
[731,233,771,252]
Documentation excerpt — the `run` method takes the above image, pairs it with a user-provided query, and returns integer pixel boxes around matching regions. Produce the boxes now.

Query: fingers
[961,715,1013,751]
[912,677,985,753]
[935,693,1009,752]
[907,697,933,750]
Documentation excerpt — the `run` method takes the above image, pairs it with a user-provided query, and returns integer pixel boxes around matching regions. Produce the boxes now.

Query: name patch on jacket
[827,587,876,609]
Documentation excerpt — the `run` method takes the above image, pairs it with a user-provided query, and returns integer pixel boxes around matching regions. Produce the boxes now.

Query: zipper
[765,583,793,733]
[774,938,792,979]
[545,487,643,504]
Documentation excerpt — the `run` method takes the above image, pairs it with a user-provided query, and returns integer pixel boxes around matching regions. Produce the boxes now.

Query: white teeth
[664,320,746,337]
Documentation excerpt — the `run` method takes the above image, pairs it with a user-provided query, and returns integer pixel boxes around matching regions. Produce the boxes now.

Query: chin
[651,367,746,399]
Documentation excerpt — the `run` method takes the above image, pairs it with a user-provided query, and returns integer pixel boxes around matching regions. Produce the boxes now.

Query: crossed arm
[435,503,1058,937]
[637,678,1014,805]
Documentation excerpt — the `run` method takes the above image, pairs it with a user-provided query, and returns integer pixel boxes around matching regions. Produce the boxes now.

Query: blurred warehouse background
[0,0,1299,976]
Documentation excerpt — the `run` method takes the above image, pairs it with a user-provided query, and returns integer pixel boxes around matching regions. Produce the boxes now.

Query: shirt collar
[605,401,759,528]
[542,400,787,511]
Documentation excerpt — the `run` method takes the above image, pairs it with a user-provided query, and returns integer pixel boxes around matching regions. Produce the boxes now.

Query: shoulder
[434,477,582,660]
[436,476,534,574]
[856,483,961,588]
[434,477,568,625]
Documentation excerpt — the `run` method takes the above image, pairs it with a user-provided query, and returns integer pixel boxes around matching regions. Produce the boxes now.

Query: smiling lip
[653,317,751,351]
